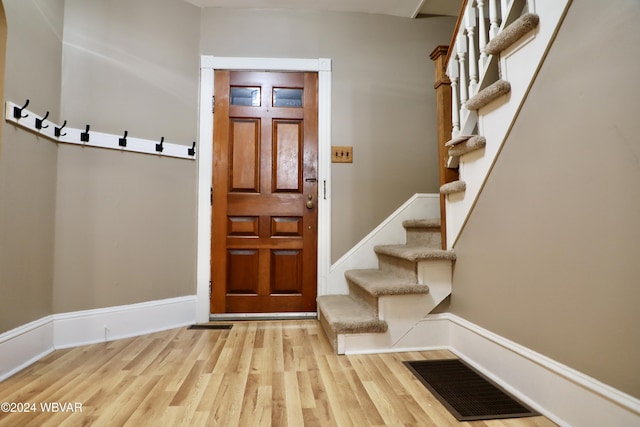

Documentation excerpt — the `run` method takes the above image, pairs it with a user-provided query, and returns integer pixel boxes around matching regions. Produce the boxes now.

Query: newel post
[430,45,459,250]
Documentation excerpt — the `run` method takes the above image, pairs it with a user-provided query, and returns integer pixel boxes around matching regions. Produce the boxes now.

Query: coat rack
[5,100,197,160]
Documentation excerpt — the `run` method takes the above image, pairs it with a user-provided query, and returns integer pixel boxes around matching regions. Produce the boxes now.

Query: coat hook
[188,141,196,156]
[80,124,90,142]
[119,130,128,147]
[55,120,67,137]
[156,136,164,153]
[35,111,50,130]
[13,99,30,119]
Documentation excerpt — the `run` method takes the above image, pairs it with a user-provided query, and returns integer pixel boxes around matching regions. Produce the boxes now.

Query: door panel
[229,119,260,192]
[211,70,318,314]
[227,250,259,294]
[271,250,302,294]
[273,120,302,192]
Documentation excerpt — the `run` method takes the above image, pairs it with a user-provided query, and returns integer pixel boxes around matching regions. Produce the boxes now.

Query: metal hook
[119,130,128,147]
[55,120,67,137]
[155,136,164,153]
[80,124,90,142]
[188,141,196,156]
[35,111,50,130]
[13,99,30,119]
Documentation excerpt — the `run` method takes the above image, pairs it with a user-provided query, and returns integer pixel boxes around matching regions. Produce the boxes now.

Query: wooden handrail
[443,0,470,67]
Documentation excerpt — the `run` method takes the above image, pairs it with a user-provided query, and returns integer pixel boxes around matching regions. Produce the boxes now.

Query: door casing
[196,57,332,322]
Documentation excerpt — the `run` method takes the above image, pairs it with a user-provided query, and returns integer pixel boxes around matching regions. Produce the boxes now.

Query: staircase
[441,0,572,249]
[317,0,572,355]
[317,219,455,354]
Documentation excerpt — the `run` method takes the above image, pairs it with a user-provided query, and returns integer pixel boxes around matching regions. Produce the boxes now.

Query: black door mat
[404,359,539,421]
[188,324,233,330]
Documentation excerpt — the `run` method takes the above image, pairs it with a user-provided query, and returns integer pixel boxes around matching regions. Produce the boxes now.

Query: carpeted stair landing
[318,219,455,354]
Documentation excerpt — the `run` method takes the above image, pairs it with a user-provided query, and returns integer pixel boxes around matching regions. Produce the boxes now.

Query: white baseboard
[344,315,450,355]
[439,313,640,427]
[53,295,197,349]
[2,301,638,427]
[0,296,197,381]
[347,313,639,426]
[0,316,55,381]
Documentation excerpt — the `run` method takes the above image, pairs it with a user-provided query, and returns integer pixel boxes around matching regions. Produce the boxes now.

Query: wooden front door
[211,71,318,314]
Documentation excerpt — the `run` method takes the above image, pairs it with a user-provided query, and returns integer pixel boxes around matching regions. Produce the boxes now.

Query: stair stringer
[446,0,572,249]
[338,259,452,355]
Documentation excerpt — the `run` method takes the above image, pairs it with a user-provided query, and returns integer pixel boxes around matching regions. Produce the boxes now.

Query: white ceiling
[182,0,462,19]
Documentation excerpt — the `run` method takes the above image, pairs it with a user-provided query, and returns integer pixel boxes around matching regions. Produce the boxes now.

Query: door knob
[306,194,314,209]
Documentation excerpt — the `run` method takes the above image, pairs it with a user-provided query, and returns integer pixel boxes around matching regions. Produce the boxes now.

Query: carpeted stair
[318,9,543,355]
[317,219,455,354]
[440,11,540,198]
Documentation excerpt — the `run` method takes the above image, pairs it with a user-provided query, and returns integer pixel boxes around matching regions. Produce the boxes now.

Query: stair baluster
[456,34,469,126]
[489,0,501,39]
[477,0,489,67]
[448,61,460,137]
[465,5,479,97]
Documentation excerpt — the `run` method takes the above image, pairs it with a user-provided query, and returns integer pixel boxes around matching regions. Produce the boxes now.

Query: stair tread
[346,269,429,296]
[440,180,466,195]
[486,13,540,55]
[317,295,387,334]
[374,245,456,262]
[444,134,474,147]
[466,80,511,111]
[402,218,440,229]
[448,135,486,157]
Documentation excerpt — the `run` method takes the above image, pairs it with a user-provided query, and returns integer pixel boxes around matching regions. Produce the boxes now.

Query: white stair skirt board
[0,296,197,381]
[446,0,572,249]
[341,294,440,354]
[327,193,441,296]
[340,259,452,354]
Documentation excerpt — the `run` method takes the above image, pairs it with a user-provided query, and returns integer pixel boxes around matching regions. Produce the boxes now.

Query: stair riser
[418,260,454,287]
[347,280,379,315]
[377,254,417,280]
[340,294,434,354]
[405,229,441,247]
[379,293,431,322]
[318,308,339,353]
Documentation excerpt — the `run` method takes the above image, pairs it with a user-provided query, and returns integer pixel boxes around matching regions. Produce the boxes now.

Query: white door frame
[195,56,332,322]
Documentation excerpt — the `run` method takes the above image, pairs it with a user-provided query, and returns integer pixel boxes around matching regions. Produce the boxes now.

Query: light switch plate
[332,146,353,163]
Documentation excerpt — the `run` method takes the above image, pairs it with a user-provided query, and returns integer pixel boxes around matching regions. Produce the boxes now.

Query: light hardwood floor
[0,320,557,427]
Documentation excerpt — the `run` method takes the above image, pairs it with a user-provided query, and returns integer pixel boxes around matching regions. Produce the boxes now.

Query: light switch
[332,146,353,163]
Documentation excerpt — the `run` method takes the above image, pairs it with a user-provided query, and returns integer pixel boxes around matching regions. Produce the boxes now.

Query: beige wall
[450,0,640,397]
[2,1,454,319]
[61,0,200,142]
[199,9,455,261]
[0,3,5,156]
[54,0,201,311]
[0,0,64,332]
[53,148,198,312]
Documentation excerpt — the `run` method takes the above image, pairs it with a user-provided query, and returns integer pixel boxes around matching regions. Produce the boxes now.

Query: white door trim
[196,56,332,322]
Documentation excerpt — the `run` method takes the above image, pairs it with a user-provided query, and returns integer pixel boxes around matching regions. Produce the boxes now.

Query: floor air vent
[188,324,233,330]
[404,359,539,421]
